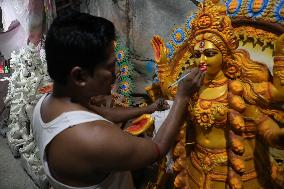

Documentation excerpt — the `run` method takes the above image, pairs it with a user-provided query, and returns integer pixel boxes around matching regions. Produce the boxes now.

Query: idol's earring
[223,57,241,79]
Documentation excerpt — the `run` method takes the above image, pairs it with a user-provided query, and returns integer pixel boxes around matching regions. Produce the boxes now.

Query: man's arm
[88,99,169,123]
[68,96,190,172]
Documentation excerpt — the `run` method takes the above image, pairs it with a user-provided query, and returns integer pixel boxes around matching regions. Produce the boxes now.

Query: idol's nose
[200,54,207,64]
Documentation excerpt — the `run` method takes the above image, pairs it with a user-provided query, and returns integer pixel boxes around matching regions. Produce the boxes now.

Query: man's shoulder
[55,119,117,145]
[49,120,120,159]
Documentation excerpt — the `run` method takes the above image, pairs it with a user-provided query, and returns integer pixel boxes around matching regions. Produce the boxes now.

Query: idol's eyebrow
[203,48,218,51]
[193,48,218,52]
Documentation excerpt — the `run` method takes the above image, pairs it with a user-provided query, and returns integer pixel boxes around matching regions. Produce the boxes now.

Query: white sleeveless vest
[32,94,135,189]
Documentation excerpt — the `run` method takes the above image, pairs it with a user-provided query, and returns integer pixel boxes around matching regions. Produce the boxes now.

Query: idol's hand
[151,35,167,64]
[274,33,284,56]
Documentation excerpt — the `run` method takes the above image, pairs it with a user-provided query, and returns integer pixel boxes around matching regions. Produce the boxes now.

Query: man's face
[88,48,116,96]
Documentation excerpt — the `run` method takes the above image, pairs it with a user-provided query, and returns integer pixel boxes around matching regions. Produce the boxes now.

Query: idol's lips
[199,63,207,72]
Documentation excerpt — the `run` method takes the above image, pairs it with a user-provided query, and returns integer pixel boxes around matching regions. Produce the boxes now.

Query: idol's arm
[258,116,284,149]
[151,35,175,99]
[270,33,284,102]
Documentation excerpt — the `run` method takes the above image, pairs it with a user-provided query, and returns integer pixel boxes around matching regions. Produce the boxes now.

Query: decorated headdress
[188,0,239,55]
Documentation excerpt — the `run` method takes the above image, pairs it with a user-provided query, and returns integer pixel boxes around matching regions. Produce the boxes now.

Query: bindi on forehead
[199,41,205,51]
[194,40,218,51]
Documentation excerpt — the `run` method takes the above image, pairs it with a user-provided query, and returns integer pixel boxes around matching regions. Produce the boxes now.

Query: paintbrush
[168,70,192,89]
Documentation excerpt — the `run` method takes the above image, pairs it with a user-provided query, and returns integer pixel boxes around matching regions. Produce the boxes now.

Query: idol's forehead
[193,40,218,51]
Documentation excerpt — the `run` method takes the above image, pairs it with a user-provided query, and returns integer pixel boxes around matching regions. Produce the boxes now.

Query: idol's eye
[204,50,218,57]
[193,51,201,58]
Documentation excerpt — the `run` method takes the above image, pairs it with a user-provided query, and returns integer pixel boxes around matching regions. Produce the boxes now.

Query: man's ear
[70,67,88,87]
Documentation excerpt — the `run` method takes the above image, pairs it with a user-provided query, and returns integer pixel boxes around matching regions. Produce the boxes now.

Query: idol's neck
[204,70,226,82]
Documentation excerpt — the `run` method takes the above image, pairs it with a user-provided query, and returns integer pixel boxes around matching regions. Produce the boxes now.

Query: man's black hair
[45,11,116,84]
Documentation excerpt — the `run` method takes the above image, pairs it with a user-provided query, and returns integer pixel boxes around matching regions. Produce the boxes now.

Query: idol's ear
[69,66,88,87]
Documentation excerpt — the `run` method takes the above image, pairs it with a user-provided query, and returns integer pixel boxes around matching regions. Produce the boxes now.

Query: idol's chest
[190,92,229,130]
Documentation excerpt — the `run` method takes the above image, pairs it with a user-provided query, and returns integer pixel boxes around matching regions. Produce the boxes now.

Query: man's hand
[176,67,204,98]
[87,98,169,124]
[147,98,170,113]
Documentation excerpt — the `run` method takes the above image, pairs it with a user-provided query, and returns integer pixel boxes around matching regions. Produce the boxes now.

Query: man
[32,12,203,189]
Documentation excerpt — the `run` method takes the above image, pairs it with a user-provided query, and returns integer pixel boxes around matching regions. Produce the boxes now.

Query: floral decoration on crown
[189,0,239,53]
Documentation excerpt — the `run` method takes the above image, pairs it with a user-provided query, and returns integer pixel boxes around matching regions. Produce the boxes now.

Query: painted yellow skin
[193,40,228,149]
[193,40,223,78]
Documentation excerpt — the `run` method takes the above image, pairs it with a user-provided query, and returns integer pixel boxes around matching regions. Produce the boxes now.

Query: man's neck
[52,82,89,107]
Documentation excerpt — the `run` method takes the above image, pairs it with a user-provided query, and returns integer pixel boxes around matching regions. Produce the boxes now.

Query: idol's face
[193,40,223,76]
